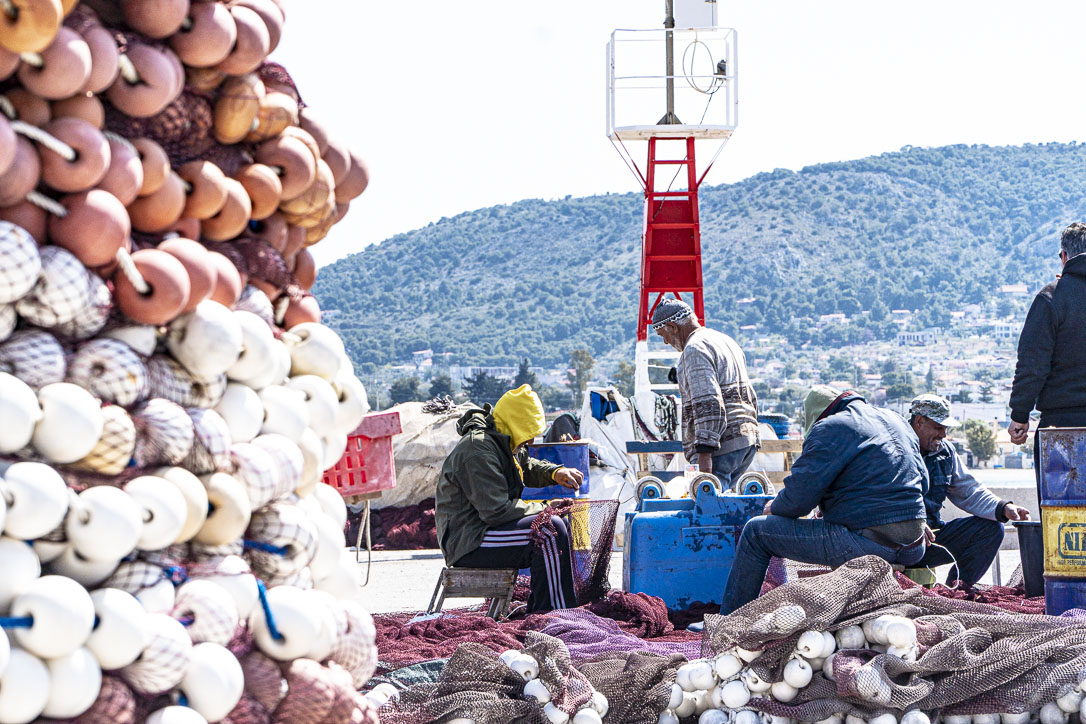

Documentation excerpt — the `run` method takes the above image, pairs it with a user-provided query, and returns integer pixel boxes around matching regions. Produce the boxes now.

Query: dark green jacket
[435,407,561,565]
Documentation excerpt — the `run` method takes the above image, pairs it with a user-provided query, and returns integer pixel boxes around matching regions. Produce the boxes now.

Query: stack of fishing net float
[0,0,378,722]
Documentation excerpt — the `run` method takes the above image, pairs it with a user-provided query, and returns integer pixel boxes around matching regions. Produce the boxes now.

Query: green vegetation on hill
[314,142,1086,372]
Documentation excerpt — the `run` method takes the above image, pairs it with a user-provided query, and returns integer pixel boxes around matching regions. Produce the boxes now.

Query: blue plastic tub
[522,442,591,500]
[1045,576,1086,615]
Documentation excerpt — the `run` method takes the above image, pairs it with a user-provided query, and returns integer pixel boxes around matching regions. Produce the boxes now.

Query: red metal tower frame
[636,136,706,341]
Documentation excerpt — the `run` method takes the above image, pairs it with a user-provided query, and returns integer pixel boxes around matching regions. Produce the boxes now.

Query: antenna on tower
[658,0,681,126]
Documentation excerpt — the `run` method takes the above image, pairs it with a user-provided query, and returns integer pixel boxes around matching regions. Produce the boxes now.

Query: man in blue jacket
[908,394,1030,585]
[720,385,928,614]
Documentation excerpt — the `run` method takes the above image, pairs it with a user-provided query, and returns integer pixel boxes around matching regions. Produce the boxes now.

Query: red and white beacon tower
[607,0,738,409]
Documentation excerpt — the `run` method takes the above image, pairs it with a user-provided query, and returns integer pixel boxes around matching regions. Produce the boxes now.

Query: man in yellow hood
[435,385,584,612]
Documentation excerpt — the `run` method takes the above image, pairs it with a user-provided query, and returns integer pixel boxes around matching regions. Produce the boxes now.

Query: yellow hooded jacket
[493,384,547,451]
[434,385,561,565]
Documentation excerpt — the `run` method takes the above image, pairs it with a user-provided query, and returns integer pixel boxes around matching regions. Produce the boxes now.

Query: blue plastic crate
[522,442,591,500]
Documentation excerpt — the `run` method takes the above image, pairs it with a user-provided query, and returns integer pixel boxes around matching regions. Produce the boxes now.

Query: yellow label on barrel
[1044,506,1086,575]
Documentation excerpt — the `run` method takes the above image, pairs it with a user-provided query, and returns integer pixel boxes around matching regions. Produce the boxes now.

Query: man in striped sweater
[652,298,761,487]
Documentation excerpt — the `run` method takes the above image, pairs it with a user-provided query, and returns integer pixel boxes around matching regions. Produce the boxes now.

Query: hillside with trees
[314,142,1086,374]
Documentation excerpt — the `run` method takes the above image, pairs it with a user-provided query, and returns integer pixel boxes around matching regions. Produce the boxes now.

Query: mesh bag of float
[527,498,618,607]
[379,632,587,723]
[701,555,1086,720]
[565,499,619,605]
[379,631,678,724]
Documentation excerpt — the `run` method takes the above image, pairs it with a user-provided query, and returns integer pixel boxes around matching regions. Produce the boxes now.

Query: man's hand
[923,524,936,545]
[698,455,714,474]
[762,499,774,516]
[1003,503,1031,521]
[553,467,584,490]
[1008,421,1030,445]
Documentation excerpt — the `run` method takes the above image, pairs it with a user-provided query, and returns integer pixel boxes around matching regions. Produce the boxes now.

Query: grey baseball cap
[909,394,961,428]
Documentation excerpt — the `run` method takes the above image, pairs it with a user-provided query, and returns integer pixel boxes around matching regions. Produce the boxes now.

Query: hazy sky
[275,1,1086,266]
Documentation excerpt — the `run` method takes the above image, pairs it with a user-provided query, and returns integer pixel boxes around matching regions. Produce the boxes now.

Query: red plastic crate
[322,411,402,497]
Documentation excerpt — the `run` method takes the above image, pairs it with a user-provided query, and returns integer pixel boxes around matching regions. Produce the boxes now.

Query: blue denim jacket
[770,399,927,530]
[922,440,1005,528]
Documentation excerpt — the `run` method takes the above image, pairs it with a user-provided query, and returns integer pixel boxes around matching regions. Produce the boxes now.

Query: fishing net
[537,607,702,662]
[378,641,545,723]
[259,62,306,107]
[372,610,556,675]
[703,555,1086,719]
[347,498,438,551]
[104,91,224,169]
[379,630,684,724]
[367,659,449,691]
[912,579,1047,616]
[586,589,679,638]
[538,498,619,606]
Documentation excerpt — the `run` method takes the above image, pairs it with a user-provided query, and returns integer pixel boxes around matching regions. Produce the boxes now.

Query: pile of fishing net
[374,555,1086,723]
[698,555,1086,720]
[346,497,438,551]
[372,602,702,680]
[373,610,554,675]
[763,556,1048,616]
[909,580,1047,616]
[378,631,684,724]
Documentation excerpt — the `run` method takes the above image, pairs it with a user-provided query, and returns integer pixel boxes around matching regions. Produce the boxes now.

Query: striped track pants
[455,514,577,613]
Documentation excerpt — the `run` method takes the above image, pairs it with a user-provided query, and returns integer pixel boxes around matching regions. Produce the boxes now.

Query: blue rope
[0,616,33,628]
[164,566,189,585]
[243,540,288,556]
[256,580,284,641]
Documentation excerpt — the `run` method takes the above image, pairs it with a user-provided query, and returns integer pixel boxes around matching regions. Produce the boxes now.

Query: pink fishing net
[538,608,702,662]
[373,610,555,674]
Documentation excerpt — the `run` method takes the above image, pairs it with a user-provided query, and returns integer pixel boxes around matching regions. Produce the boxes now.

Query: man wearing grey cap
[908,394,1030,586]
[651,298,760,488]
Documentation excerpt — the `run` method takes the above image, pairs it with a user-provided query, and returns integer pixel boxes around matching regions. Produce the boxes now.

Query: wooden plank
[443,568,519,597]
[759,439,804,453]
[343,491,383,505]
[766,471,789,484]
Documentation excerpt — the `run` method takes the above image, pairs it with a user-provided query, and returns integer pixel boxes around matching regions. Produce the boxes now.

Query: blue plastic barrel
[522,442,591,500]
[1045,577,1086,614]
[1038,428,1086,615]
[759,413,792,439]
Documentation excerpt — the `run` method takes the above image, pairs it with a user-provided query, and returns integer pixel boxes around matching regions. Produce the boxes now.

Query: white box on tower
[672,0,716,29]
